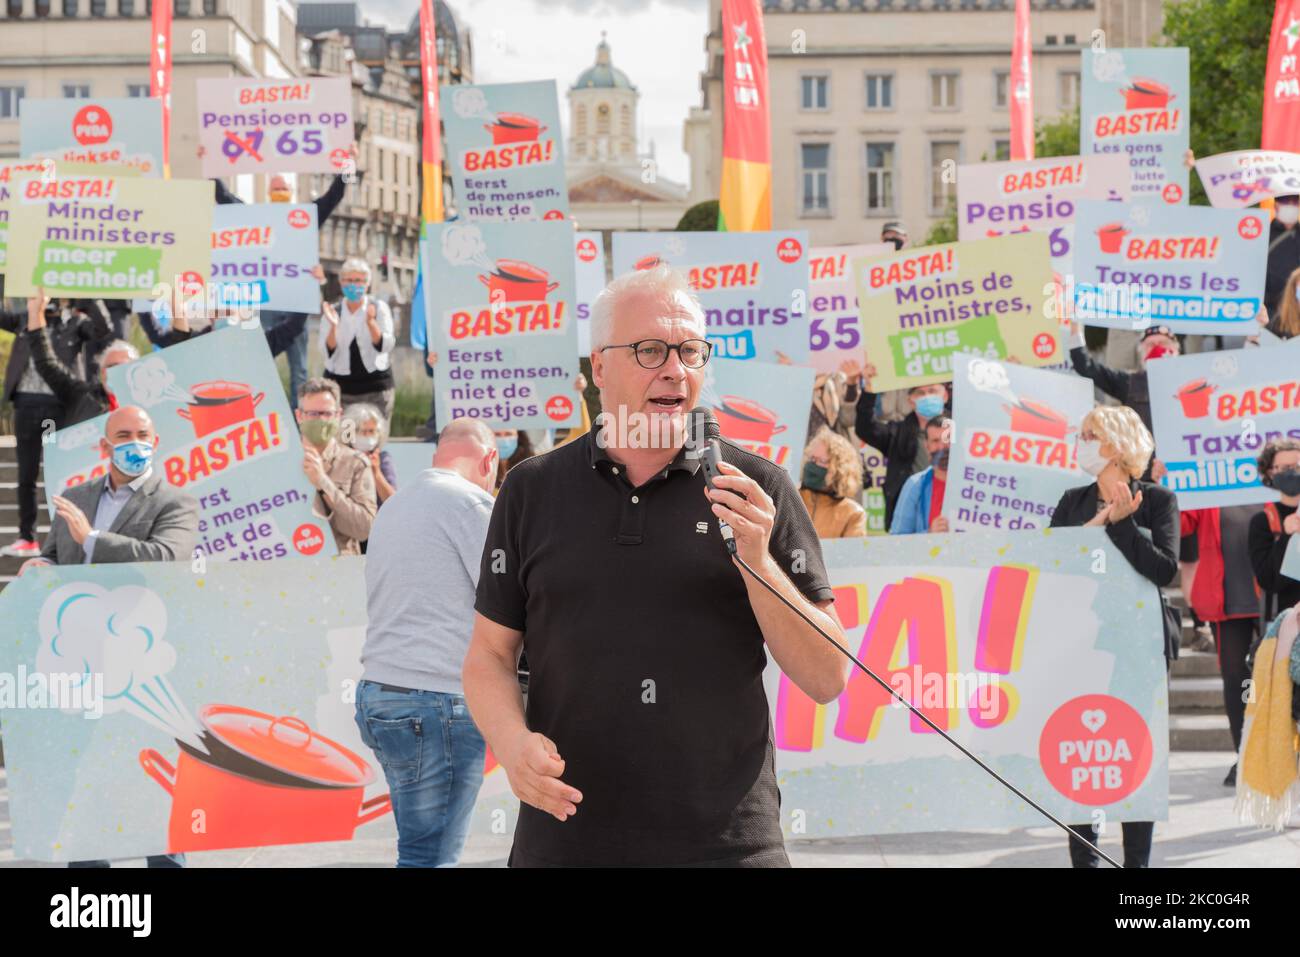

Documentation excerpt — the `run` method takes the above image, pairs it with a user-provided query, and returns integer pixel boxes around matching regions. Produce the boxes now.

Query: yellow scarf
[1235,613,1300,831]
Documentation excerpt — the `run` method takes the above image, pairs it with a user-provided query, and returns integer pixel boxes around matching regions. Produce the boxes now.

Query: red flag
[1262,0,1300,151]
[718,0,771,232]
[1010,0,1034,161]
[419,0,444,226]
[149,0,172,177]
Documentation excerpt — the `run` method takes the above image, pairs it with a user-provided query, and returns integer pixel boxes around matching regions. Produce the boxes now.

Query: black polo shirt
[475,430,834,867]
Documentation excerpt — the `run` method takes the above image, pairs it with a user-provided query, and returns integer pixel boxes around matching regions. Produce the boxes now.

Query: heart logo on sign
[1080,709,1107,734]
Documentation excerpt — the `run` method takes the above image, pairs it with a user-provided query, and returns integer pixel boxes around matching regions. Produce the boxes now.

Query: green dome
[573,35,636,91]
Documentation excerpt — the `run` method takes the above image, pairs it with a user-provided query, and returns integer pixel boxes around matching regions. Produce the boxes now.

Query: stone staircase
[1167,588,1236,752]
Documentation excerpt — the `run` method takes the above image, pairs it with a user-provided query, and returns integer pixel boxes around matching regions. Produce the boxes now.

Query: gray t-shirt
[361,466,494,694]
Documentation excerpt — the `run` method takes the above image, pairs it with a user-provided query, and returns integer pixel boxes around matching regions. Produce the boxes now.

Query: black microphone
[691,406,737,554]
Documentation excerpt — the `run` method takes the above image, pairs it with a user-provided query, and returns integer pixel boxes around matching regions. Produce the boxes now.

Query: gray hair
[589,264,706,351]
[342,401,388,444]
[298,377,341,408]
[340,257,372,281]
[100,339,139,362]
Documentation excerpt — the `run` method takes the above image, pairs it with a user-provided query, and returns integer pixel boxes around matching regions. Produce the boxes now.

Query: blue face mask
[111,440,153,477]
[915,394,945,420]
[342,283,366,303]
[496,436,518,460]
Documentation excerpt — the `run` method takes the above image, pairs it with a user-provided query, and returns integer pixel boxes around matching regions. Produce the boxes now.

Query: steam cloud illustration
[56,420,102,452]
[36,583,203,748]
[451,86,491,120]
[124,356,190,408]
[440,223,493,270]
[965,357,1017,404]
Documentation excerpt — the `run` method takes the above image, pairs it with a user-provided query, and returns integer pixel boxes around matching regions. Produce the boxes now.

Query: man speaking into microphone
[463,265,849,867]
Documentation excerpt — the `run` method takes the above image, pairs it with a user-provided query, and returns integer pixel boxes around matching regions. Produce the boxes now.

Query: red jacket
[1181,507,1261,623]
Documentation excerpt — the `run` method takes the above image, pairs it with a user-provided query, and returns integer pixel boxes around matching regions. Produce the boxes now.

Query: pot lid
[199,704,375,787]
[495,258,548,282]
[720,396,777,422]
[1127,78,1168,95]
[494,112,539,128]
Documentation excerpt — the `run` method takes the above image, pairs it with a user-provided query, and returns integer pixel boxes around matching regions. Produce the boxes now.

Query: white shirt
[319,295,395,376]
[83,468,153,563]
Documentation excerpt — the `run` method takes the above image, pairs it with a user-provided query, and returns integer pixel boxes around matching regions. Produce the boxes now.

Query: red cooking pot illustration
[484,112,546,145]
[177,380,264,438]
[1002,399,1073,439]
[1176,378,1216,419]
[635,254,663,271]
[139,704,391,853]
[1097,222,1130,254]
[1121,78,1174,111]
[477,259,559,303]
[714,396,787,443]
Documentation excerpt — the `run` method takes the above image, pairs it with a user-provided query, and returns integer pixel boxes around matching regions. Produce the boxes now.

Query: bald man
[20,405,199,573]
[355,418,499,867]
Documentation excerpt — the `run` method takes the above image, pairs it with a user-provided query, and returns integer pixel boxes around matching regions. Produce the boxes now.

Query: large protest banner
[4,174,212,298]
[764,529,1168,835]
[863,445,887,535]
[424,219,582,431]
[1081,47,1189,204]
[0,557,389,862]
[1194,150,1300,208]
[612,230,811,364]
[20,98,163,177]
[0,160,49,272]
[808,243,891,373]
[945,355,1092,533]
[1147,341,1300,509]
[1071,200,1269,336]
[441,80,568,221]
[956,154,1131,273]
[196,77,354,177]
[701,357,813,481]
[574,231,606,356]
[852,232,1060,392]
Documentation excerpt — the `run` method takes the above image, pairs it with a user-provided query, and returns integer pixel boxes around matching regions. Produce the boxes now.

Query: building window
[620,103,631,137]
[35,0,51,15]
[930,141,960,214]
[800,143,830,216]
[596,103,610,135]
[865,142,895,214]
[175,0,190,15]
[63,0,77,13]
[7,0,22,15]
[1046,34,1058,45]
[864,72,893,110]
[119,0,133,13]
[994,70,1009,109]
[203,0,216,12]
[127,83,150,98]
[63,84,91,98]
[930,72,959,110]
[575,105,586,137]
[1058,70,1080,111]
[0,86,24,119]
[995,139,1011,161]
[1065,34,1077,45]
[90,0,105,13]
[800,74,828,111]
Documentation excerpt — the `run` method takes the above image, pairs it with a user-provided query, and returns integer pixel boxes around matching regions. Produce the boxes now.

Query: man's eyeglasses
[299,409,338,420]
[599,338,712,370]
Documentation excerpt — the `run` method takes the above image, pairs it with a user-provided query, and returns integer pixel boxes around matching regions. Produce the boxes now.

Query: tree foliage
[676,200,719,231]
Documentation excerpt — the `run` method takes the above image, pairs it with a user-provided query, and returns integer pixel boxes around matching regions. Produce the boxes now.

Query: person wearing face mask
[1249,438,1300,629]
[342,402,397,516]
[493,429,534,489]
[890,418,952,535]
[297,377,376,556]
[1264,266,1300,340]
[798,428,867,538]
[1050,405,1179,868]
[1265,195,1300,321]
[881,221,909,251]
[321,257,396,423]
[853,362,951,529]
[1068,322,1178,434]
[1,295,113,559]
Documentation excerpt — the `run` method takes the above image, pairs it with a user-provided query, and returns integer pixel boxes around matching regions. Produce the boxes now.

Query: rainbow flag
[718,0,771,232]
[419,0,444,229]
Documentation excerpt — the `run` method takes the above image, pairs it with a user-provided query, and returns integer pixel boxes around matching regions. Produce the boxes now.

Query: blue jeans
[262,313,308,409]
[354,681,486,867]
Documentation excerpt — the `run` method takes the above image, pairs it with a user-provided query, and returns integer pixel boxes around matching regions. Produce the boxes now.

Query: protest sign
[1080,47,1189,204]
[808,243,891,373]
[764,528,1168,835]
[0,557,388,861]
[1147,342,1300,509]
[852,232,1060,392]
[956,154,1131,273]
[381,441,436,488]
[701,358,813,481]
[42,328,334,560]
[0,160,49,272]
[20,98,163,177]
[197,77,354,177]
[612,230,811,364]
[863,444,887,535]
[1194,150,1300,209]
[574,231,606,355]
[945,355,1092,532]
[1070,200,1268,335]
[441,80,568,221]
[1283,537,1300,586]
[4,174,211,298]
[424,219,582,431]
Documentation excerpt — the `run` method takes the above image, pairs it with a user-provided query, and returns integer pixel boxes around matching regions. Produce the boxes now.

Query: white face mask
[1278,204,1300,227]
[1076,438,1110,477]
[354,434,379,453]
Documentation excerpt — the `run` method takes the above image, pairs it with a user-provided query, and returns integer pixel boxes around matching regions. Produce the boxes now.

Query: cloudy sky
[351,0,710,187]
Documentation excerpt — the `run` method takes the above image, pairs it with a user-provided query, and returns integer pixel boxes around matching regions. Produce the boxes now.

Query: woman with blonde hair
[1266,266,1300,340]
[799,427,867,538]
[1050,404,1180,868]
